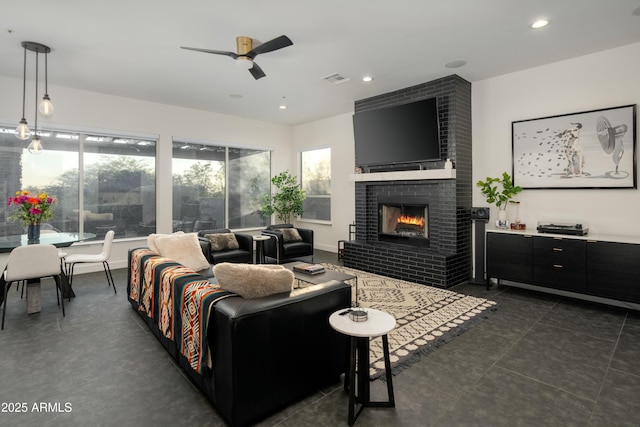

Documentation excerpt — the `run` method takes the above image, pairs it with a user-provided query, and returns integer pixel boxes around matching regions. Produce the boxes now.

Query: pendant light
[27,50,43,155]
[15,47,31,140]
[39,50,54,117]
[15,41,53,154]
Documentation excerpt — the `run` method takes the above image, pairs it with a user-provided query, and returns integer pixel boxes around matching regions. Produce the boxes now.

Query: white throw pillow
[147,231,184,253]
[154,232,210,272]
[213,263,294,299]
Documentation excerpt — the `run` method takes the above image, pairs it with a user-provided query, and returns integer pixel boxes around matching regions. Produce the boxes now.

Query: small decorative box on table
[329,308,396,425]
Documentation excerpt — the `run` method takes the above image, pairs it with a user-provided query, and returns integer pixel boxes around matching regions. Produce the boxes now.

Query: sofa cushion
[154,232,210,272]
[205,233,240,251]
[281,227,302,242]
[213,263,294,299]
[147,231,184,253]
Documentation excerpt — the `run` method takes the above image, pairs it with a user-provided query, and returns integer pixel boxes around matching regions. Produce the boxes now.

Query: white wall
[0,76,293,272]
[291,112,356,253]
[2,41,637,274]
[473,42,640,237]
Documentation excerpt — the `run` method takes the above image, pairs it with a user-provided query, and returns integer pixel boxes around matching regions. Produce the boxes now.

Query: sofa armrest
[297,228,314,245]
[198,237,212,262]
[260,230,282,257]
[234,233,254,252]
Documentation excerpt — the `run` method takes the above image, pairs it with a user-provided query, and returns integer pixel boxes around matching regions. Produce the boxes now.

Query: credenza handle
[553,264,563,268]
[553,248,563,251]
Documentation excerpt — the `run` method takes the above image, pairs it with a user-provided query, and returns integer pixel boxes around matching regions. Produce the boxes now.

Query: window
[0,125,157,239]
[300,147,331,221]
[172,140,271,231]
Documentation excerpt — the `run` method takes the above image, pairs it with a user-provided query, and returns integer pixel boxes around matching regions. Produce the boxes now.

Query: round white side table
[253,235,271,264]
[329,308,396,425]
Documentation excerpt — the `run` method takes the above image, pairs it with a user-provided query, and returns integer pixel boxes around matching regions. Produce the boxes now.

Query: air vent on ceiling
[322,73,351,84]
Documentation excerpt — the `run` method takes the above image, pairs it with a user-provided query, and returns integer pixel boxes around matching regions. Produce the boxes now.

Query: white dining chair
[15,231,67,299]
[2,244,65,330]
[64,230,116,294]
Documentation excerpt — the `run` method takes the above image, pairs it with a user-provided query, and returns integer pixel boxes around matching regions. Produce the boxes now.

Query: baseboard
[315,243,338,253]
[500,279,640,311]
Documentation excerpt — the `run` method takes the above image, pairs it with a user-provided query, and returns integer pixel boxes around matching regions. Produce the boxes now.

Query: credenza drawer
[532,236,586,292]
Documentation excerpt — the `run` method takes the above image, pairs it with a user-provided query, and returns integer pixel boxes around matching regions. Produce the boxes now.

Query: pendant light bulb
[39,94,54,117]
[15,118,31,140]
[28,135,43,155]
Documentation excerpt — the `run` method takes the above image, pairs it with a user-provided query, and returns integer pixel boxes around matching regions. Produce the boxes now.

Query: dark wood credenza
[486,229,640,307]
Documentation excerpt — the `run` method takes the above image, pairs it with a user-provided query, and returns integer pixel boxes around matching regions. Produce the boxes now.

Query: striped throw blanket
[128,249,235,373]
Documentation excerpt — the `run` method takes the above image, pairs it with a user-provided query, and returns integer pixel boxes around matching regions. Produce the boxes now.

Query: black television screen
[353,97,441,167]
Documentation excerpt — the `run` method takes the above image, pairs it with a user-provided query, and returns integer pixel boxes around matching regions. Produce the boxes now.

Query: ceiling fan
[181,35,293,80]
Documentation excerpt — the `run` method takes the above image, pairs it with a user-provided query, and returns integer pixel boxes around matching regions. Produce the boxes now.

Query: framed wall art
[512,104,637,189]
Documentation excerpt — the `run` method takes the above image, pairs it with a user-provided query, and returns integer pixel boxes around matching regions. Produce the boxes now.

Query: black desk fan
[596,115,628,178]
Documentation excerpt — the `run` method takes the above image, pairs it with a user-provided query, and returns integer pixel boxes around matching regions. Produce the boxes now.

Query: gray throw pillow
[281,228,302,242]
[213,263,294,299]
[205,233,240,251]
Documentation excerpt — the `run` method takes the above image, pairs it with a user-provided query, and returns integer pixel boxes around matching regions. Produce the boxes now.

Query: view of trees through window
[301,147,331,221]
[0,125,157,239]
[172,140,271,231]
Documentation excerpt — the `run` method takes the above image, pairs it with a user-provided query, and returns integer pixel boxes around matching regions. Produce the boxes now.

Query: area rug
[321,263,498,379]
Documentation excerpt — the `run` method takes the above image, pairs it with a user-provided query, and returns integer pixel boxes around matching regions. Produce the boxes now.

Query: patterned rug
[321,263,498,379]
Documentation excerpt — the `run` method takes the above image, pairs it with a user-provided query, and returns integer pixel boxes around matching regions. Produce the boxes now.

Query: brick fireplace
[343,75,472,288]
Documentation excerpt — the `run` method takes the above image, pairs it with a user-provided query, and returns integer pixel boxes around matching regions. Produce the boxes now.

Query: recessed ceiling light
[445,60,467,69]
[531,19,549,29]
[362,76,373,82]
[279,104,287,110]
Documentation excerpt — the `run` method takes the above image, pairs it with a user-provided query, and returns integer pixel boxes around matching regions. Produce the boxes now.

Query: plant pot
[27,223,41,243]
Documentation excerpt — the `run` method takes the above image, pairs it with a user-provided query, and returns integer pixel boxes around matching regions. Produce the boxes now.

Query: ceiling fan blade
[180,46,238,59]
[249,62,266,80]
[247,35,292,59]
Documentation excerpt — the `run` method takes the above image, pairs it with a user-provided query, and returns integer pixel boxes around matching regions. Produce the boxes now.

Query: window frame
[0,122,158,240]
[171,137,273,231]
[299,146,332,224]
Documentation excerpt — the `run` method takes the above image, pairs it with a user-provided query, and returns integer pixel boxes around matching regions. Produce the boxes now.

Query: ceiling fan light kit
[235,57,253,70]
[181,34,292,80]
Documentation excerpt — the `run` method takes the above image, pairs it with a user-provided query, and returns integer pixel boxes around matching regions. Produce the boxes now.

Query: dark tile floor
[1,250,639,426]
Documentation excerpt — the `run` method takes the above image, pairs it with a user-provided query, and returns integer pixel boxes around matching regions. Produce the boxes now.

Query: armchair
[261,224,314,264]
[197,228,253,264]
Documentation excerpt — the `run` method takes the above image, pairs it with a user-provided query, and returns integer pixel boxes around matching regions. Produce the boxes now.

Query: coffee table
[283,262,359,306]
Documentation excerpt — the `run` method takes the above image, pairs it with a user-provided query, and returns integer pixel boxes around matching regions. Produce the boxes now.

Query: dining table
[0,232,96,314]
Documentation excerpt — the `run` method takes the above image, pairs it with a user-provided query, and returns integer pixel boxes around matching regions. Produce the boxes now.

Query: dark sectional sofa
[127,248,351,427]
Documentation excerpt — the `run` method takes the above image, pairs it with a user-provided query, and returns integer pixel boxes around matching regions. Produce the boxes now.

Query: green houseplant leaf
[476,172,523,208]
[261,171,306,224]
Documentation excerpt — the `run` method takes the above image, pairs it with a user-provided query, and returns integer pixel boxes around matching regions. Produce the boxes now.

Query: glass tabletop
[0,232,97,253]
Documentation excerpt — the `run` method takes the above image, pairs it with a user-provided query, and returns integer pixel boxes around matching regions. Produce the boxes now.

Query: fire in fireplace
[396,214,425,235]
[378,198,429,247]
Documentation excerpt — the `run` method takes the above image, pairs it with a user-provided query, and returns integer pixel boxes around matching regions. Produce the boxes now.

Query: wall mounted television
[353,97,441,168]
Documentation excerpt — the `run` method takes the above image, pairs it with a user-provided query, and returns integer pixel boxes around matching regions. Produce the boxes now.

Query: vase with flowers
[7,190,56,243]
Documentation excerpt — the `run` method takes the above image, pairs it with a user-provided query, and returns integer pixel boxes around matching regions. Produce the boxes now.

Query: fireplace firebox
[378,197,429,248]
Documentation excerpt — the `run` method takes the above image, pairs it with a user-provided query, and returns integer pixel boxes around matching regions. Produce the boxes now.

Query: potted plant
[476,172,523,228]
[260,170,306,224]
